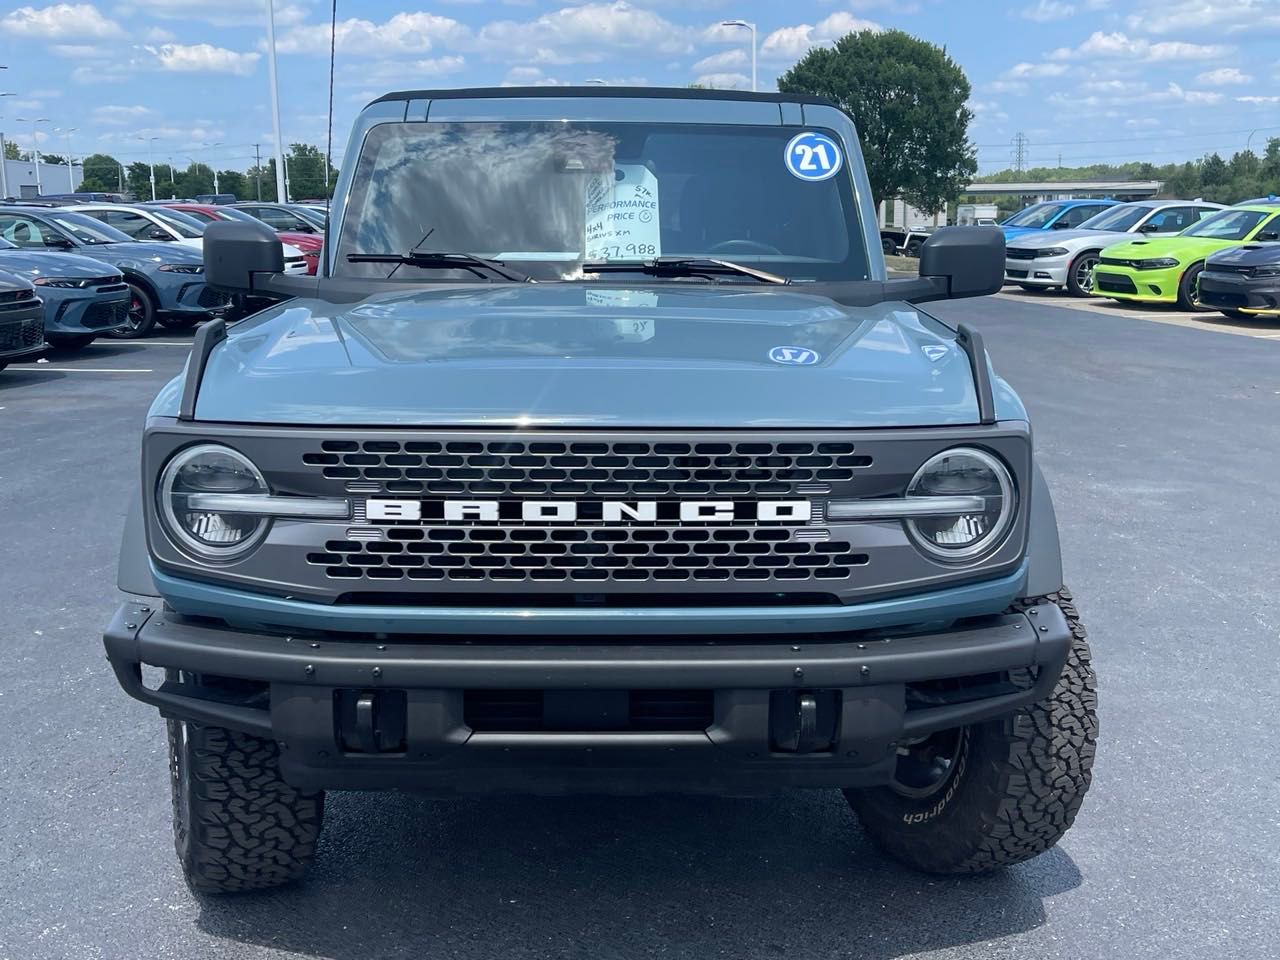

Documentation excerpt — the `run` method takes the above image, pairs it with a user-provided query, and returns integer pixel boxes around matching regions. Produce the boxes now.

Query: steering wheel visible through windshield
[335,121,870,282]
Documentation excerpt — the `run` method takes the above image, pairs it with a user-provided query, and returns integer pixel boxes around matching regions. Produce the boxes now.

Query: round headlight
[157,444,269,559]
[905,447,1015,562]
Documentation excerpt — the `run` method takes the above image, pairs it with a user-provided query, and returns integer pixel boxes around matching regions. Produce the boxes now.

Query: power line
[974,123,1280,151]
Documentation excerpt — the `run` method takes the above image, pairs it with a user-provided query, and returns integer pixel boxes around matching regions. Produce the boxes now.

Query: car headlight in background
[1249,264,1280,278]
[34,276,95,288]
[903,448,1015,561]
[158,444,270,559]
[1134,257,1179,270]
[158,263,205,274]
[1035,247,1069,258]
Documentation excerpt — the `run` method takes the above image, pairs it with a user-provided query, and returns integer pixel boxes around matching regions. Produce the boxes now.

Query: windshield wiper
[580,257,790,285]
[346,251,529,282]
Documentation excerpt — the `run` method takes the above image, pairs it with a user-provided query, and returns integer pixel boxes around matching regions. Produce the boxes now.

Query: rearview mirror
[203,220,284,295]
[917,226,1004,300]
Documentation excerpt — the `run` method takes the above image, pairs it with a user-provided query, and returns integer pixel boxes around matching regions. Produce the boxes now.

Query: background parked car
[0,235,130,348]
[233,201,326,233]
[1005,200,1224,297]
[165,203,320,275]
[194,193,238,205]
[0,206,230,338]
[1001,199,1120,241]
[1199,242,1280,319]
[0,269,45,372]
[1093,202,1280,310]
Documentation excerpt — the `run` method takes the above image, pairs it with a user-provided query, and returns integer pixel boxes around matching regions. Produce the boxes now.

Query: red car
[158,203,322,275]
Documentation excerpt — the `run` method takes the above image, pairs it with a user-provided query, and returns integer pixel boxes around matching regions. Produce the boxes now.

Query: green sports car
[1093,202,1280,309]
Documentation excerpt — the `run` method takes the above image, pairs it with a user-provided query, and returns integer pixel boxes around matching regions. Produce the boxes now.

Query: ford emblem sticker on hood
[769,345,820,365]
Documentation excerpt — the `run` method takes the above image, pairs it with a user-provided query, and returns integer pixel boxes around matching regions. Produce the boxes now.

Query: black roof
[372,85,837,108]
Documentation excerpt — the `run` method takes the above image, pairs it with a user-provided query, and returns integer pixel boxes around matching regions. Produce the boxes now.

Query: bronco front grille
[307,526,869,584]
[0,317,43,352]
[303,439,873,497]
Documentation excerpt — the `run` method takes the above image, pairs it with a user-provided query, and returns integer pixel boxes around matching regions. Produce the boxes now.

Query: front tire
[107,283,157,339]
[1176,263,1210,312]
[168,720,324,894]
[845,590,1097,874]
[1066,251,1101,298]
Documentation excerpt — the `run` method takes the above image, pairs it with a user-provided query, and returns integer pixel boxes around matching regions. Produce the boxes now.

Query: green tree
[126,161,154,199]
[40,153,66,166]
[1200,152,1228,187]
[218,169,247,198]
[285,142,339,200]
[778,29,976,212]
[81,152,124,191]
[3,140,20,161]
[1260,138,1280,182]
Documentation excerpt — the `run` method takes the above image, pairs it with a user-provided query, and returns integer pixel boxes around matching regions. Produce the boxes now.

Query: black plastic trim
[177,317,226,422]
[372,86,837,108]
[956,323,997,425]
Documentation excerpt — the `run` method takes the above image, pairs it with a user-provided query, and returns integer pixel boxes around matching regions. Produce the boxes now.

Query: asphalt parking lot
[3,295,1278,960]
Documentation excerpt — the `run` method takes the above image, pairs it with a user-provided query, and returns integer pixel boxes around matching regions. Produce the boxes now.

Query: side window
[0,215,52,248]
[1195,207,1218,222]
[1057,205,1103,228]
[258,208,301,231]
[102,210,155,238]
[1143,209,1190,233]
[1252,214,1280,241]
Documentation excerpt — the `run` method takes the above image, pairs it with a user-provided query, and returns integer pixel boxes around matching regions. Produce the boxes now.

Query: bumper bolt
[372,667,382,679]
[309,642,320,649]
[1040,625,1049,632]
[793,666,804,679]
[860,665,871,679]
[791,645,801,652]
[139,607,150,614]
[124,622,136,630]
[304,664,315,676]
[377,644,387,651]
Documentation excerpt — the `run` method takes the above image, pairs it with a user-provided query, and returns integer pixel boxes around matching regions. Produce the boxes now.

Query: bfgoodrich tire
[168,720,324,894]
[845,590,1097,874]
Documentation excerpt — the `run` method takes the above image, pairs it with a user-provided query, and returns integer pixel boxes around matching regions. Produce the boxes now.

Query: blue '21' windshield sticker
[785,132,844,182]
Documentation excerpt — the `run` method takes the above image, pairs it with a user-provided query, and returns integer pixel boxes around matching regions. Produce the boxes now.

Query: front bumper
[1199,270,1280,314]
[1005,256,1068,286]
[103,597,1072,794]
[155,274,233,316]
[43,287,131,335]
[1092,265,1180,302]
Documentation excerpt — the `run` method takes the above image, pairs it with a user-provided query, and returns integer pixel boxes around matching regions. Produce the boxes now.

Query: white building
[878,198,945,230]
[1,158,85,199]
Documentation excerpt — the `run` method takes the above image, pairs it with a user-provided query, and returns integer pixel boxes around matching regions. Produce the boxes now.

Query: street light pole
[17,117,49,193]
[720,19,757,92]
[203,141,224,193]
[58,127,78,189]
[265,0,288,203]
[0,92,16,199]
[136,135,159,200]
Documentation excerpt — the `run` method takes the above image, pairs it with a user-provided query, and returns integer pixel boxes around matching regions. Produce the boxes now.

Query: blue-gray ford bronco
[104,87,1097,893]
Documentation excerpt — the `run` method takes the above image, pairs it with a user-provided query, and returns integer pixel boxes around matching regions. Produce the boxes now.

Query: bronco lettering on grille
[365,498,812,524]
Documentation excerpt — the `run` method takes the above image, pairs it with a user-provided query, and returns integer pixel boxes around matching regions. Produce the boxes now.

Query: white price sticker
[585,164,661,261]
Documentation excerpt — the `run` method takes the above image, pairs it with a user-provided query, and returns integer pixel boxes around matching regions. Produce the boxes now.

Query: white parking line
[21,366,154,373]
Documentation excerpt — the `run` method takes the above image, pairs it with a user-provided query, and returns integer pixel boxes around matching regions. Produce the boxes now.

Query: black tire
[881,237,897,255]
[905,240,923,258]
[168,720,324,894]
[1066,251,1101,298]
[157,314,199,330]
[1176,263,1210,312]
[845,589,1097,874]
[46,333,97,350]
[107,282,157,339]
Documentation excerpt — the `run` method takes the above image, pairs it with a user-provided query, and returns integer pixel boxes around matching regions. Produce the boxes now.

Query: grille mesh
[0,317,43,352]
[198,286,233,308]
[1005,248,1036,260]
[303,439,872,497]
[308,526,869,584]
[83,300,129,329]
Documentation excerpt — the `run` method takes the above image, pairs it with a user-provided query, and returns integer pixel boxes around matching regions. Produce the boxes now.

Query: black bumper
[104,600,1072,794]
[1199,272,1280,312]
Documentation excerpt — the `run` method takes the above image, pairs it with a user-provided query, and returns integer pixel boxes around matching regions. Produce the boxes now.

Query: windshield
[1003,203,1068,228]
[48,212,132,244]
[336,121,867,282]
[1181,208,1274,241]
[1078,205,1151,232]
[152,210,204,237]
[289,205,327,228]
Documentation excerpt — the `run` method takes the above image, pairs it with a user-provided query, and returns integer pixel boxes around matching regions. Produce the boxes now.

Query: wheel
[1176,263,1210,312]
[881,237,897,255]
[905,240,923,258]
[157,315,199,330]
[845,590,1097,874]
[1066,251,1101,298]
[45,333,96,350]
[106,283,158,339]
[168,720,324,894]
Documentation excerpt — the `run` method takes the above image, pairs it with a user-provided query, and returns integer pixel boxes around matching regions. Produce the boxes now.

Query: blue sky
[0,0,1277,175]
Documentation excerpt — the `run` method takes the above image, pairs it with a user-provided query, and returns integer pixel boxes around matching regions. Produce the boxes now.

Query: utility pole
[253,143,262,200]
[1011,132,1029,173]
[265,0,288,204]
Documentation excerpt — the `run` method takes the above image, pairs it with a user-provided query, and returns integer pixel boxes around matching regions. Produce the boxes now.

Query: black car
[0,269,46,371]
[1199,242,1280,319]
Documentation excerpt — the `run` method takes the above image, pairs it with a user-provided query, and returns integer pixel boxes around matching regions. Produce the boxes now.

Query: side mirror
[1255,231,1280,242]
[44,235,73,249]
[1050,219,1072,229]
[146,227,172,241]
[917,226,1004,300]
[1137,222,1159,233]
[203,220,284,294]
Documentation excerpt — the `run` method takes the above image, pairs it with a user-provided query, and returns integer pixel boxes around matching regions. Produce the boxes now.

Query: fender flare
[117,491,160,597]
[1022,462,1064,599]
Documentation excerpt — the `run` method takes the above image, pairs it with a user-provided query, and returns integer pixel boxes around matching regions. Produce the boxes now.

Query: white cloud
[758,12,880,61]
[1022,1,1073,21]
[116,0,307,27]
[144,26,175,42]
[691,49,747,73]
[2,3,123,38]
[150,43,260,75]
[349,56,467,86]
[1049,31,1230,62]
[479,2,693,65]
[694,72,751,90]
[501,66,568,87]
[1007,62,1069,78]
[1127,0,1280,35]
[986,79,1029,94]
[1050,80,1223,109]
[92,104,153,125]
[967,99,1009,122]
[276,11,470,56]
[1237,95,1280,104]
[1195,67,1251,85]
